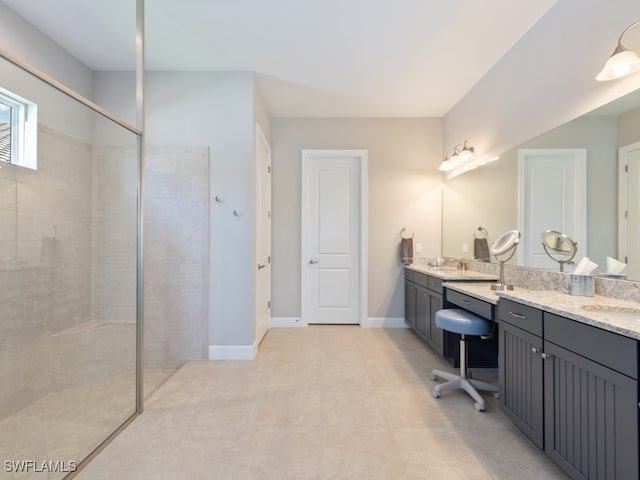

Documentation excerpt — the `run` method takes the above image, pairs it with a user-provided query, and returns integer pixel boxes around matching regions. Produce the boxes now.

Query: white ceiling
[3,0,558,117]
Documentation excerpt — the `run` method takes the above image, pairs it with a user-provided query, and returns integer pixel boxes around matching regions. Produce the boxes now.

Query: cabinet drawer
[405,269,415,282]
[414,272,429,288]
[498,299,543,337]
[544,312,638,379]
[446,289,492,319]
[428,276,444,294]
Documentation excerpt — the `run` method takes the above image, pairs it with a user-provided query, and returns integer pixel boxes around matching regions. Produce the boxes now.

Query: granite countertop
[444,282,500,305]
[497,288,640,340]
[406,264,497,281]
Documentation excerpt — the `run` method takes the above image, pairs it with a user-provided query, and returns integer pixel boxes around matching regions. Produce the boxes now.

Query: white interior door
[619,143,640,279]
[517,149,587,269]
[255,124,271,345]
[301,150,367,325]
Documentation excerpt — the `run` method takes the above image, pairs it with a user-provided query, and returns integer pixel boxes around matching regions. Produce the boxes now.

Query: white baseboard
[208,343,257,360]
[270,317,303,328]
[361,317,408,328]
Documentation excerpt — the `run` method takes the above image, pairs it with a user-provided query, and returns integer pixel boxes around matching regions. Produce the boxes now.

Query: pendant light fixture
[596,20,640,81]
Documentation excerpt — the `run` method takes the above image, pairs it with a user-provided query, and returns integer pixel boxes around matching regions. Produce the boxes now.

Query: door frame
[300,149,368,327]
[618,141,640,262]
[255,122,271,345]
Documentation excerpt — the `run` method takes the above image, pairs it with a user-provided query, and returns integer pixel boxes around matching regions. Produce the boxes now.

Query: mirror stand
[490,230,521,291]
[491,250,517,291]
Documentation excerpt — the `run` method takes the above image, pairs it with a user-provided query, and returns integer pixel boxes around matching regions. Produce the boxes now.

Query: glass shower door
[0,53,140,479]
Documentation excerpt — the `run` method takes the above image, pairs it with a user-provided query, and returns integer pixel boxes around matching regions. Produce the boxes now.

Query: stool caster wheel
[474,402,485,412]
[431,389,440,399]
[429,373,438,381]
[492,392,500,400]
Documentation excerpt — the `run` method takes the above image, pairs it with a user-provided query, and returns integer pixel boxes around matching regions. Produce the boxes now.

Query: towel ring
[474,226,489,239]
[401,227,414,239]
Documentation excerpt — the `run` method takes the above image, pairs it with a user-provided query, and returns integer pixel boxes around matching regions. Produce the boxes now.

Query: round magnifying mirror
[541,230,577,272]
[491,230,521,257]
[490,230,521,291]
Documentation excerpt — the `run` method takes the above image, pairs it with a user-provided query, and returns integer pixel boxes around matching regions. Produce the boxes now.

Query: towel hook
[474,226,488,239]
[401,227,414,239]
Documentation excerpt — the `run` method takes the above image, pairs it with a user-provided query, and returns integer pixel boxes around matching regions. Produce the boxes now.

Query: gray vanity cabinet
[404,275,416,329]
[414,285,429,339]
[426,278,443,354]
[404,270,444,355]
[498,300,545,448]
[543,313,638,480]
[499,299,639,480]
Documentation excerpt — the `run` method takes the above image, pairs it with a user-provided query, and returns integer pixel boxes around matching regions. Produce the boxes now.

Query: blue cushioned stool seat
[435,309,493,336]
[430,308,499,412]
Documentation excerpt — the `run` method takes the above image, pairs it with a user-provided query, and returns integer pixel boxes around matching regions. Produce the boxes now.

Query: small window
[0,87,37,169]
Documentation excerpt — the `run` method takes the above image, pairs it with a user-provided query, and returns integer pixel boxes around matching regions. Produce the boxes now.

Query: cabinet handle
[509,311,527,320]
[541,353,552,360]
[531,347,540,354]
[461,299,471,305]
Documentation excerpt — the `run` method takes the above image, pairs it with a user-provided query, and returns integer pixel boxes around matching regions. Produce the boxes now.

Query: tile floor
[0,373,136,480]
[76,326,568,479]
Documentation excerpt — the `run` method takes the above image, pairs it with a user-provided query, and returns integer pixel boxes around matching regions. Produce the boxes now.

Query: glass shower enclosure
[0,51,141,478]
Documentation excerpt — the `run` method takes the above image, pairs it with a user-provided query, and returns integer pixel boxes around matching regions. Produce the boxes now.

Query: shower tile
[0,178,16,211]
[0,211,16,242]
[144,174,164,197]
[192,175,209,197]
[162,175,194,198]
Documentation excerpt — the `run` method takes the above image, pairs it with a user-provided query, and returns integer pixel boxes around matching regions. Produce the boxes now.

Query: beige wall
[618,105,640,147]
[271,118,442,320]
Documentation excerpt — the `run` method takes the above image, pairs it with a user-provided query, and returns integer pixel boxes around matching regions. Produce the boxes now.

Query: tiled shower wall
[143,146,210,369]
[92,147,138,324]
[92,144,211,370]
[0,137,210,423]
[0,125,93,419]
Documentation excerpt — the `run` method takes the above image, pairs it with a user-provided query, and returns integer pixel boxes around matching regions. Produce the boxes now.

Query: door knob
[257,264,266,270]
[309,259,319,264]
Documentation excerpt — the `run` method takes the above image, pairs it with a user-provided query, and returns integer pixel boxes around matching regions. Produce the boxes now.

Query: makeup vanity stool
[430,308,499,411]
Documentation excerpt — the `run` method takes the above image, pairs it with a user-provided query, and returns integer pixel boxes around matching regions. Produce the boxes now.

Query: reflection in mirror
[442,88,640,281]
[541,230,578,272]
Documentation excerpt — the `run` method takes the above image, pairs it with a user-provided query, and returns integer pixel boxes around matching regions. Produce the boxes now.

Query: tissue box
[569,274,594,297]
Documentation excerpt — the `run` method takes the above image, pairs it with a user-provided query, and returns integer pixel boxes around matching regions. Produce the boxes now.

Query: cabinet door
[544,341,638,480]
[499,322,544,448]
[427,291,443,355]
[414,285,429,339]
[404,280,416,328]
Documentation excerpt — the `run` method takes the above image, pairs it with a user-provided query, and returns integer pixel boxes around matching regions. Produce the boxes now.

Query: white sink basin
[581,304,640,321]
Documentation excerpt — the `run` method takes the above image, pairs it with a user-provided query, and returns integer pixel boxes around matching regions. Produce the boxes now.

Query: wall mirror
[442,88,640,281]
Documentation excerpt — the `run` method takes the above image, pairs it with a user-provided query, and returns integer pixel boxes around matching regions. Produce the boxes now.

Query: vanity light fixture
[596,19,640,81]
[438,153,457,171]
[458,140,475,162]
[438,141,475,172]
